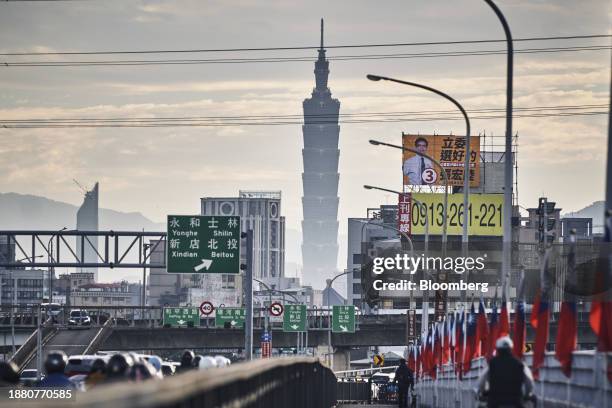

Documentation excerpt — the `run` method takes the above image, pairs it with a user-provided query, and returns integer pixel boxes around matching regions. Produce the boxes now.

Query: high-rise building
[76,182,99,280]
[301,19,340,289]
[201,190,285,290]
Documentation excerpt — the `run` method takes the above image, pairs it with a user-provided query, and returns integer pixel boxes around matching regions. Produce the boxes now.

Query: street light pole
[483,0,514,300]
[48,227,67,304]
[369,139,452,321]
[369,139,447,255]
[325,269,351,370]
[11,272,16,356]
[366,74,472,249]
[363,184,431,328]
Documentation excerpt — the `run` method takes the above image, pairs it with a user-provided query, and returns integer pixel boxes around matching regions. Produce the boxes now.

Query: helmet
[198,356,217,370]
[181,350,195,367]
[214,355,230,367]
[106,353,134,378]
[147,356,162,373]
[193,355,204,367]
[44,351,68,374]
[496,336,514,350]
[131,362,155,381]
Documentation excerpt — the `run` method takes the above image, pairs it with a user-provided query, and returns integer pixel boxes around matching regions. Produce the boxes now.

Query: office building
[76,182,99,280]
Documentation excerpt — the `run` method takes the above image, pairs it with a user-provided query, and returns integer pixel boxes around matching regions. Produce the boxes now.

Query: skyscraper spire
[301,20,340,289]
[320,18,324,51]
[314,18,329,91]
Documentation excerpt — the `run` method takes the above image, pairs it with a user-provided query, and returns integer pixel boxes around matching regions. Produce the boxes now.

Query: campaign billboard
[402,134,480,188]
[410,193,503,236]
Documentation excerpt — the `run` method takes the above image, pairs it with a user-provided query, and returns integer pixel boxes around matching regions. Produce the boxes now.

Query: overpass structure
[4,305,599,376]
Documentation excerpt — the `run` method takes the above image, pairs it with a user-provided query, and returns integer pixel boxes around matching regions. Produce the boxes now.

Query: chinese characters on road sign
[167,215,240,274]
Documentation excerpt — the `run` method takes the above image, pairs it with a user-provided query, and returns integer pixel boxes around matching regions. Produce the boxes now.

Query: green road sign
[332,305,355,333]
[167,215,241,274]
[283,304,307,332]
[163,307,200,327]
[215,307,246,328]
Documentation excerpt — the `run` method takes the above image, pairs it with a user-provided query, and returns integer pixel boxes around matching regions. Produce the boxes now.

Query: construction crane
[73,179,88,195]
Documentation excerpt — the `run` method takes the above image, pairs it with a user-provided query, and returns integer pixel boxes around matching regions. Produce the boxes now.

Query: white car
[67,309,91,329]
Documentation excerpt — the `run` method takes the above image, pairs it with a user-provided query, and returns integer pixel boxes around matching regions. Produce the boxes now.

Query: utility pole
[36,305,42,380]
[11,272,16,356]
[244,229,253,361]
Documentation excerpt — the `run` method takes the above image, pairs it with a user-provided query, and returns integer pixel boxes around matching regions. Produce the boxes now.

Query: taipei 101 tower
[301,19,340,289]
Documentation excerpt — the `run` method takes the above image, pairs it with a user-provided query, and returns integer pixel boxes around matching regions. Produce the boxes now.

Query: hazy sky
[0,0,610,271]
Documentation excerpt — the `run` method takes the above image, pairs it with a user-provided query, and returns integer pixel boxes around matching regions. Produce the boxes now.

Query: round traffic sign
[421,168,438,184]
[200,301,214,316]
[269,302,284,317]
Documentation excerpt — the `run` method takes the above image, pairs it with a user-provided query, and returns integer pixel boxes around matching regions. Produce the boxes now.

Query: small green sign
[215,307,246,328]
[332,305,355,333]
[163,307,200,327]
[167,215,241,274]
[283,304,307,332]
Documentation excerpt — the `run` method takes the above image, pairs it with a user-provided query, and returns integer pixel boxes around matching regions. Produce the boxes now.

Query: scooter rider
[477,336,536,408]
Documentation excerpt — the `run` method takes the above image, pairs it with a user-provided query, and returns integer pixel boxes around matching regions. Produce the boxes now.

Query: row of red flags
[407,233,611,382]
[407,294,611,382]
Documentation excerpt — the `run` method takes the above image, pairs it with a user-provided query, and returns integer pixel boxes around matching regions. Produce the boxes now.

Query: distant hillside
[564,200,604,233]
[0,192,164,231]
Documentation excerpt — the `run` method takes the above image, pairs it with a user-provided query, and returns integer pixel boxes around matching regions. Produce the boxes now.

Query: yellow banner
[410,193,503,236]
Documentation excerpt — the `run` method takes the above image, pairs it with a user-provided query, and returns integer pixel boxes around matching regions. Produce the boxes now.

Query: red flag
[423,329,433,377]
[499,296,509,337]
[530,293,541,328]
[591,299,612,383]
[532,297,550,380]
[454,311,464,378]
[442,317,450,364]
[448,313,456,365]
[555,301,577,377]
[555,234,578,377]
[415,346,421,380]
[434,324,442,370]
[487,303,499,361]
[590,300,612,351]
[427,329,437,379]
[463,304,477,375]
[408,346,416,372]
[513,300,526,359]
[476,299,488,357]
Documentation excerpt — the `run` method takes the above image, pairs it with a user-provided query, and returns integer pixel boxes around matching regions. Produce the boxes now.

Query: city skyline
[0,0,609,259]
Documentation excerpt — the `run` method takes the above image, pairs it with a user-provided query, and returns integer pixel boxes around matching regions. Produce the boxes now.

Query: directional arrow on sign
[230,320,237,327]
[340,325,348,332]
[291,324,299,330]
[194,259,213,272]
[177,319,186,325]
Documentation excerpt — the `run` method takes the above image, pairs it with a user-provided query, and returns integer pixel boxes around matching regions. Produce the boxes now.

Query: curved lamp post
[366,74,472,249]
[363,184,432,329]
[483,0,514,301]
[325,269,352,370]
[369,139,448,254]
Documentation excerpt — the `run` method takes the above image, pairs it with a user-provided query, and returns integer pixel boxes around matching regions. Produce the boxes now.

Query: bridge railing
[9,317,56,371]
[3,357,337,408]
[415,351,612,408]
